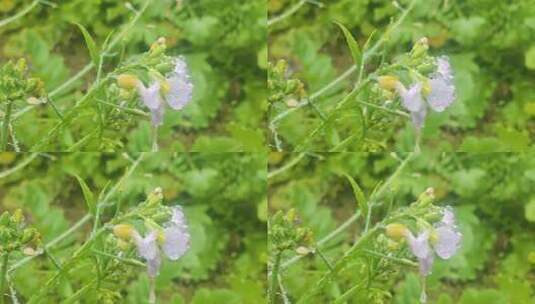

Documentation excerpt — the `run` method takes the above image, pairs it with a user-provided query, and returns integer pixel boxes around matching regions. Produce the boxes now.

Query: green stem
[1,101,13,151]
[269,253,282,304]
[151,125,159,152]
[0,254,9,304]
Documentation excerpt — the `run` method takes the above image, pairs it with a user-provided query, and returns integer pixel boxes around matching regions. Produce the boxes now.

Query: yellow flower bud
[385,223,408,241]
[160,80,170,95]
[422,80,432,96]
[377,76,400,91]
[117,74,139,90]
[113,224,135,240]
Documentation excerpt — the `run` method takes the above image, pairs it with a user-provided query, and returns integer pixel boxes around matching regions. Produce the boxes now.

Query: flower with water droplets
[114,206,191,278]
[427,56,455,112]
[136,57,193,127]
[404,206,462,276]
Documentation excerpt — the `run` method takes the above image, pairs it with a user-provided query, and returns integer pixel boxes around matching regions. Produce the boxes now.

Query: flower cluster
[377,38,456,129]
[0,58,45,104]
[269,209,314,255]
[113,205,190,277]
[0,209,41,256]
[116,38,194,127]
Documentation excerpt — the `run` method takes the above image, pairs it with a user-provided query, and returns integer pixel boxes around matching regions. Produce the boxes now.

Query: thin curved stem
[0,254,8,304]
[268,0,308,27]
[0,0,40,28]
[1,101,13,151]
[267,153,306,179]
[0,153,39,179]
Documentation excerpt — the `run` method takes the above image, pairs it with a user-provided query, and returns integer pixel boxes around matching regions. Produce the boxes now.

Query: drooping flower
[115,206,191,277]
[136,57,193,127]
[404,206,462,276]
[392,56,456,129]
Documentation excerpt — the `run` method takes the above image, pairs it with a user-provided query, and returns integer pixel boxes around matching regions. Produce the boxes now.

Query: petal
[170,206,187,227]
[406,231,431,259]
[441,206,456,226]
[418,252,434,276]
[427,77,455,112]
[436,56,453,81]
[133,230,159,261]
[410,106,427,129]
[434,226,462,259]
[162,226,190,260]
[172,57,189,78]
[137,82,163,110]
[150,104,165,126]
[165,76,193,110]
[146,254,161,278]
[397,83,424,112]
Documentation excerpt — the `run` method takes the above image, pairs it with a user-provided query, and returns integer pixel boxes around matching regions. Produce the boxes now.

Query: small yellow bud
[295,246,311,256]
[160,80,170,95]
[385,223,408,241]
[422,80,431,96]
[377,76,400,91]
[113,224,135,240]
[117,74,139,90]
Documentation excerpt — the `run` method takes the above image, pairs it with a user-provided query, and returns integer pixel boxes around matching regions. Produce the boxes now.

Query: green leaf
[334,21,361,66]
[525,199,535,222]
[343,173,367,214]
[525,45,535,70]
[73,174,96,215]
[73,22,100,66]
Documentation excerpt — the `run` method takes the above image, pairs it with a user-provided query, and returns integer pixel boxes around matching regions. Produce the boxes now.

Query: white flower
[405,206,462,276]
[162,207,190,260]
[137,82,165,126]
[164,57,193,110]
[136,57,193,127]
[394,55,456,128]
[132,206,191,277]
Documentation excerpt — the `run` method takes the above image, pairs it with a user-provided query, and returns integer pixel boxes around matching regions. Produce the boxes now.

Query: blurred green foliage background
[0,152,267,303]
[268,0,534,151]
[268,151,535,303]
[0,0,267,151]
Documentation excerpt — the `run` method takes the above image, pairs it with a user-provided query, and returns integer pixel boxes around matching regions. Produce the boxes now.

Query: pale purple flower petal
[427,77,455,112]
[436,56,453,81]
[434,226,462,259]
[410,106,427,129]
[441,206,456,227]
[162,206,190,260]
[146,254,161,278]
[418,251,434,276]
[133,231,159,261]
[137,82,163,110]
[149,103,165,126]
[406,231,431,259]
[397,83,424,112]
[165,76,193,110]
[162,226,190,260]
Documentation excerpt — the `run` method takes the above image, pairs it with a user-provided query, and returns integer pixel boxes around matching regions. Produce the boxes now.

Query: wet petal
[434,226,462,259]
[173,57,189,78]
[170,206,187,227]
[441,206,456,227]
[397,83,424,112]
[146,254,161,278]
[149,104,165,126]
[406,231,431,259]
[410,106,427,129]
[133,230,159,261]
[137,82,163,110]
[162,226,190,260]
[436,56,453,81]
[165,76,193,110]
[418,252,434,276]
[427,77,455,112]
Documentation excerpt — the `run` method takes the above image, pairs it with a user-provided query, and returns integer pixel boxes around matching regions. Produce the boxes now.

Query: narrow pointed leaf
[343,173,367,214]
[73,22,100,66]
[334,21,361,66]
[73,174,96,215]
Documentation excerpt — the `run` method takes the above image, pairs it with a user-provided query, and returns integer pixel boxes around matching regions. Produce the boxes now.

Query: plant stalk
[0,254,9,304]
[269,253,282,304]
[1,101,13,151]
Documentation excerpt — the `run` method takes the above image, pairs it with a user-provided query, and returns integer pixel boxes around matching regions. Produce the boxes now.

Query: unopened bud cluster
[268,60,306,106]
[0,58,45,104]
[0,209,41,255]
[269,209,314,255]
